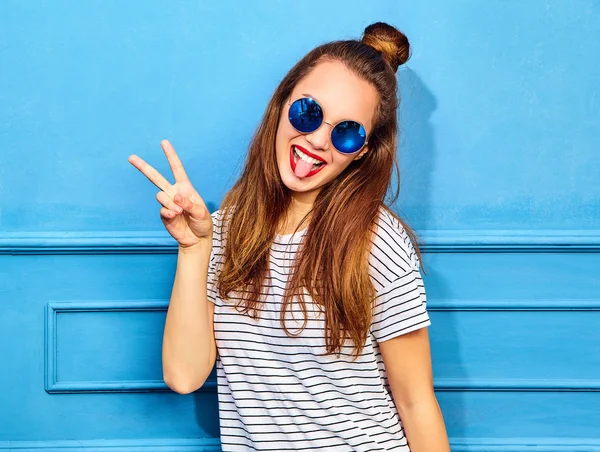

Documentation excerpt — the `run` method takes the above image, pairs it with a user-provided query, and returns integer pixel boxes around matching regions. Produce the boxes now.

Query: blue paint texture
[0,0,598,449]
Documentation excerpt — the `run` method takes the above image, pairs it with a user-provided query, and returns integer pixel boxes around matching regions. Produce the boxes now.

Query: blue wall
[1,1,599,450]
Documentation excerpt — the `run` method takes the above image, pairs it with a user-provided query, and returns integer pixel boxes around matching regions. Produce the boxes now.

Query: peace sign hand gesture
[128,140,213,249]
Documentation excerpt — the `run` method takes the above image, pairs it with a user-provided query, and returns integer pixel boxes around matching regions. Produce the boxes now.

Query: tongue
[294,158,314,178]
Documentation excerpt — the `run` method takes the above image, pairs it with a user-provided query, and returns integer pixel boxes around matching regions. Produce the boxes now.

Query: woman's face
[275,60,379,204]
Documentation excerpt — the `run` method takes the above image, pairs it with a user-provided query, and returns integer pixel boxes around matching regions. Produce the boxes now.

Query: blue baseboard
[0,438,221,451]
[2,438,600,451]
[450,437,600,451]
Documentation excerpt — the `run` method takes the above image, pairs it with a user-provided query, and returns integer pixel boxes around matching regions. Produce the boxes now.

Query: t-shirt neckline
[275,228,308,241]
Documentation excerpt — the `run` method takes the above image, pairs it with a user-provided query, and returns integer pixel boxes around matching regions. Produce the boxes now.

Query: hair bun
[361,22,410,72]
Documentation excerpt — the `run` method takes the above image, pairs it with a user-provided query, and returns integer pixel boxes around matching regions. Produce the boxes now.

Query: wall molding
[415,229,600,252]
[450,437,600,452]
[428,298,600,311]
[44,300,216,393]
[430,298,600,392]
[1,231,176,255]
[0,438,221,451]
[44,298,599,393]
[435,377,600,392]
[2,229,600,254]
[1,437,599,451]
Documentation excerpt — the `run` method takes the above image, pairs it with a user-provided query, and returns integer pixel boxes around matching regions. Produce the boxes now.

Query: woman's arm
[162,240,217,394]
[379,327,450,452]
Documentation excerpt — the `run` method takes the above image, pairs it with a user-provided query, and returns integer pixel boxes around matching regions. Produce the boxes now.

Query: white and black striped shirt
[206,207,431,451]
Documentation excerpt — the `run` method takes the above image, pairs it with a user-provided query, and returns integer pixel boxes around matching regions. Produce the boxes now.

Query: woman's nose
[305,121,332,150]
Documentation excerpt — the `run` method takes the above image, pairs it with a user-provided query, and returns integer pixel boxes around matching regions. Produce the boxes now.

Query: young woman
[129,21,449,452]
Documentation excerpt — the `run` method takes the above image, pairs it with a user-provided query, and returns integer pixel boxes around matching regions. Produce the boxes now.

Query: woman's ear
[353,146,369,161]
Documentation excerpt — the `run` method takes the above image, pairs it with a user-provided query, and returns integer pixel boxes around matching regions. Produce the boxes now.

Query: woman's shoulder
[369,206,420,277]
[210,207,228,223]
[209,208,232,248]
[210,209,222,225]
[210,207,234,230]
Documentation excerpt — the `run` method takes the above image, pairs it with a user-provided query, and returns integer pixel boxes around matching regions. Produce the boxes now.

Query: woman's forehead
[292,61,378,129]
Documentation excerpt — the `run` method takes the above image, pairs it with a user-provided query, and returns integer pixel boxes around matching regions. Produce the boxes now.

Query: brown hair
[217,22,423,359]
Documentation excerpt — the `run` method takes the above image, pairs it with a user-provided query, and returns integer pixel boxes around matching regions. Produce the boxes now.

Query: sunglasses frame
[286,96,369,155]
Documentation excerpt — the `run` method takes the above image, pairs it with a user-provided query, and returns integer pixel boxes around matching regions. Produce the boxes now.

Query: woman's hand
[128,139,213,249]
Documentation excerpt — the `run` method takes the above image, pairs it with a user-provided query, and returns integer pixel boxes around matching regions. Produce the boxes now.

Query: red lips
[292,144,326,163]
[290,145,327,178]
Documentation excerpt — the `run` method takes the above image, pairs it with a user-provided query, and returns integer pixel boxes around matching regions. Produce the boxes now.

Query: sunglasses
[287,96,369,154]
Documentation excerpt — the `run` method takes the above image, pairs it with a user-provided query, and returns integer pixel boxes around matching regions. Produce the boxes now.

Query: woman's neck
[277,195,315,235]
[290,190,317,215]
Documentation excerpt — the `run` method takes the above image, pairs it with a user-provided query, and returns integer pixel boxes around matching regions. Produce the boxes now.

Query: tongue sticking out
[294,158,314,178]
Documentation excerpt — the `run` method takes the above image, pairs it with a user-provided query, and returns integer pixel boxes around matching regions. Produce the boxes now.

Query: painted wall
[1,1,598,450]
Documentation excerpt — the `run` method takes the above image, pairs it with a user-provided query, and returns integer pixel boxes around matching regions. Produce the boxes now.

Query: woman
[129,21,450,452]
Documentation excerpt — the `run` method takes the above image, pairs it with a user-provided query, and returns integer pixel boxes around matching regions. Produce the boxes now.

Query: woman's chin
[280,168,321,192]
[282,175,313,192]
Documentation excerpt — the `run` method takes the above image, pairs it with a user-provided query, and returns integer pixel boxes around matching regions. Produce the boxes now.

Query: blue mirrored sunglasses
[287,97,368,154]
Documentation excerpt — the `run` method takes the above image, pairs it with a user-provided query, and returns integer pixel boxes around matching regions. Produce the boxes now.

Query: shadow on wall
[397,67,469,439]
[194,384,221,438]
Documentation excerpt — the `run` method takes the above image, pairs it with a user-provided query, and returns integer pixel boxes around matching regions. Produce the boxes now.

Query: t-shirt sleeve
[206,247,218,305]
[370,263,431,343]
[206,210,221,305]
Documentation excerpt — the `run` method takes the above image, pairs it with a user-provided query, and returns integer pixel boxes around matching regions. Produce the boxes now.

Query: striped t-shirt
[206,207,431,451]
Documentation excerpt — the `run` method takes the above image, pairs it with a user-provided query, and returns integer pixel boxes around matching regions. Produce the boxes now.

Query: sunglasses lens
[288,98,323,133]
[331,121,367,154]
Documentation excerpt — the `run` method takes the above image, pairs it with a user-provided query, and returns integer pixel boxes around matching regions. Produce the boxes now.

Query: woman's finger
[128,154,172,193]
[160,140,190,184]
[159,206,179,220]
[156,191,183,214]
[174,194,205,219]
